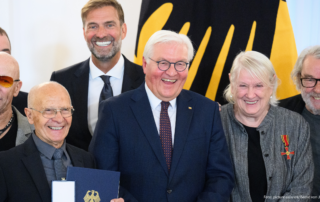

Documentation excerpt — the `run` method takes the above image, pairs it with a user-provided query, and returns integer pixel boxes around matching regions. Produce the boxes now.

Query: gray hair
[143,30,194,63]
[224,51,279,106]
[291,45,320,91]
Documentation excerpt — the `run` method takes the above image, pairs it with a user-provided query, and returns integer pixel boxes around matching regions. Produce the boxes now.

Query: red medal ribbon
[281,135,294,160]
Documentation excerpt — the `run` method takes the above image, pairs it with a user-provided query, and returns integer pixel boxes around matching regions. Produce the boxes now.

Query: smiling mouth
[162,78,177,83]
[95,41,112,47]
[245,101,257,104]
[48,126,63,130]
[314,97,320,100]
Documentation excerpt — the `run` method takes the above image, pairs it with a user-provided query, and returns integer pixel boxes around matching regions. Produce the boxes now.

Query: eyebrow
[301,74,314,78]
[1,49,10,52]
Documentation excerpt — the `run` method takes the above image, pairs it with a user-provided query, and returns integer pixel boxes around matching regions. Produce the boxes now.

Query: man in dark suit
[0,27,28,115]
[89,30,234,202]
[0,82,97,202]
[50,0,144,151]
[279,45,320,199]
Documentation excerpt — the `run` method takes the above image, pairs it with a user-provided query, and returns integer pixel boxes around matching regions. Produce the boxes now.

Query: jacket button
[269,177,272,180]
[167,190,172,194]
[261,131,265,135]
[264,154,269,157]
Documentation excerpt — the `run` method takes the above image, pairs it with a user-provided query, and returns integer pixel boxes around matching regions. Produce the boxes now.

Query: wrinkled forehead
[34,87,72,108]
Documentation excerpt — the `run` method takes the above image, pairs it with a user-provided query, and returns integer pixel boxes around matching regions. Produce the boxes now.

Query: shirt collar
[32,132,67,160]
[145,82,176,110]
[89,55,124,79]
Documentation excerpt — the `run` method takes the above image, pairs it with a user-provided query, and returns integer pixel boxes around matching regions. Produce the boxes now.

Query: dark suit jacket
[279,94,305,114]
[50,55,144,151]
[89,84,234,202]
[0,136,95,202]
[12,91,28,115]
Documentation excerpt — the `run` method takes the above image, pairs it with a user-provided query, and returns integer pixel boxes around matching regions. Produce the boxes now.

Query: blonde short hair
[223,51,279,106]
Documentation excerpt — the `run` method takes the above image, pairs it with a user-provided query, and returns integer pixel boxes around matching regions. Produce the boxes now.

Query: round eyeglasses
[149,58,189,72]
[30,107,75,119]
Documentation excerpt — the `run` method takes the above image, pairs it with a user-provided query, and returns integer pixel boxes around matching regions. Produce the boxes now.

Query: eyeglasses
[0,75,20,88]
[300,78,320,88]
[30,107,75,119]
[149,58,189,72]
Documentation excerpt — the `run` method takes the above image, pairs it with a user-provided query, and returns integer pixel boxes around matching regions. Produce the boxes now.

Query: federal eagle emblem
[83,190,101,202]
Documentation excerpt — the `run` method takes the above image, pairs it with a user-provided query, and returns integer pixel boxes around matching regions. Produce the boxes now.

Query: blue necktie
[53,148,67,180]
[160,101,172,172]
[99,75,113,104]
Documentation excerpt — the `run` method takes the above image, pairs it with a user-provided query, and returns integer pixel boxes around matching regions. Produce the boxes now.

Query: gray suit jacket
[14,106,34,145]
[221,104,313,202]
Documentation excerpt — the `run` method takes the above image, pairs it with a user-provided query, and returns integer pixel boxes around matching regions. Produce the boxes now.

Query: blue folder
[67,167,120,202]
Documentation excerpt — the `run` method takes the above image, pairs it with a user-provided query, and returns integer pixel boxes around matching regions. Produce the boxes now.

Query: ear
[13,81,22,97]
[142,57,148,74]
[24,108,34,125]
[83,26,86,41]
[121,23,127,40]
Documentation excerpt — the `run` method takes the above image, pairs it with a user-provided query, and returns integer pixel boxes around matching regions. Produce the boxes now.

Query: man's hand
[111,198,124,202]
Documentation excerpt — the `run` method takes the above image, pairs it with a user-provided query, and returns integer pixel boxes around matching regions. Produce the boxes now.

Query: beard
[301,90,320,115]
[87,35,122,62]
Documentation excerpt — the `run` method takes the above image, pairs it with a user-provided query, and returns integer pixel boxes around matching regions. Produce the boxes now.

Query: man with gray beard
[50,0,144,151]
[279,45,320,200]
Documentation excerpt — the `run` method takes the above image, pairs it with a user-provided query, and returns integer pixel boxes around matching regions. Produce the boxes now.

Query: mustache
[91,35,114,42]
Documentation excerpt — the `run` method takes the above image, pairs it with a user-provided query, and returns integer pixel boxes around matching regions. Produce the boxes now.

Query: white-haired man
[279,45,320,198]
[90,30,234,202]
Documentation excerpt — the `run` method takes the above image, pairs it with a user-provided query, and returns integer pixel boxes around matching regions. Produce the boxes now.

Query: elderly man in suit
[0,52,33,151]
[50,0,144,151]
[0,27,28,115]
[0,82,96,202]
[89,30,234,202]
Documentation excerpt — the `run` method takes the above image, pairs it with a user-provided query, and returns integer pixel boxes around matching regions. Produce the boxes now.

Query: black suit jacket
[12,91,28,115]
[0,136,95,202]
[50,55,145,151]
[279,94,305,114]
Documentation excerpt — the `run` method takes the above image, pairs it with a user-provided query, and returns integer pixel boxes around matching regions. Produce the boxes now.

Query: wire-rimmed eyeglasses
[30,107,75,119]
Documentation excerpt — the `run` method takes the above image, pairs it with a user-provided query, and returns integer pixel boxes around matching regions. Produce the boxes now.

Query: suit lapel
[67,144,85,167]
[122,55,144,92]
[72,59,90,133]
[169,91,194,181]
[130,84,169,175]
[21,137,51,201]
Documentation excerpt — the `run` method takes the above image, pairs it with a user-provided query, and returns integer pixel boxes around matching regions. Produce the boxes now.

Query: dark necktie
[160,101,172,172]
[99,75,113,104]
[53,148,67,181]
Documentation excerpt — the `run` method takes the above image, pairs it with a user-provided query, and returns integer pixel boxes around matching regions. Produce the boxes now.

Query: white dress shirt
[87,55,124,135]
[145,83,177,146]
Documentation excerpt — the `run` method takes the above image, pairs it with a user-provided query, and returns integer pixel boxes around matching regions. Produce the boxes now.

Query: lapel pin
[188,107,192,109]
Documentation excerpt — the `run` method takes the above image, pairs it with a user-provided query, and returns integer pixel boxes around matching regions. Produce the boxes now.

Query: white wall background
[0,0,319,92]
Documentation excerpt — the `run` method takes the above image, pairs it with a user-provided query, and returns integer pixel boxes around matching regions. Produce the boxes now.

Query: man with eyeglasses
[89,30,234,202]
[0,82,97,202]
[0,27,28,115]
[0,52,33,151]
[279,45,320,199]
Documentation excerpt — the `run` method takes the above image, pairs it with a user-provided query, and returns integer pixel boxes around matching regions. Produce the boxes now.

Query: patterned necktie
[99,75,113,104]
[160,101,172,172]
[53,148,67,181]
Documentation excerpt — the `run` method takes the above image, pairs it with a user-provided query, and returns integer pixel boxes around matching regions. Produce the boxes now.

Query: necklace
[0,111,14,135]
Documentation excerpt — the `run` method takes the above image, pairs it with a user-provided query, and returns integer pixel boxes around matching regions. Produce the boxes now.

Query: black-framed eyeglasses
[30,107,75,119]
[300,78,320,88]
[149,58,189,72]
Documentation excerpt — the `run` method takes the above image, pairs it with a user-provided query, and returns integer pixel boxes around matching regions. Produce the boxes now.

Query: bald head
[28,82,71,108]
[0,52,19,79]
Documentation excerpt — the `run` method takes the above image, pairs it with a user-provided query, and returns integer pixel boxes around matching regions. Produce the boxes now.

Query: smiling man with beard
[279,45,320,200]
[50,0,145,151]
